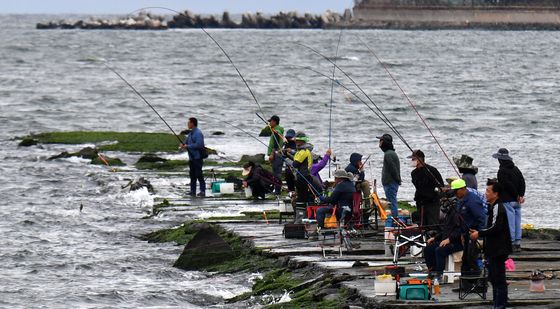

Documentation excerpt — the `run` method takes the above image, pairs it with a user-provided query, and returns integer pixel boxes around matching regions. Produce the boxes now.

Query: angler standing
[291,132,314,203]
[469,180,512,309]
[267,115,284,195]
[181,117,206,197]
[410,150,444,227]
[377,133,401,220]
[493,148,526,252]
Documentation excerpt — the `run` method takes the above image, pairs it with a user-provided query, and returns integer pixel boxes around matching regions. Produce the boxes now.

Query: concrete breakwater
[36,10,350,30]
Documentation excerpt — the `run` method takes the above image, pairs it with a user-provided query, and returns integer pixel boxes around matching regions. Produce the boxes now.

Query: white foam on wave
[62,156,91,164]
[122,187,153,208]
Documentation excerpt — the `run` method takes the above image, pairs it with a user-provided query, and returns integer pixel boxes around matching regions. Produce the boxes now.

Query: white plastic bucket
[219,183,234,194]
[244,187,252,198]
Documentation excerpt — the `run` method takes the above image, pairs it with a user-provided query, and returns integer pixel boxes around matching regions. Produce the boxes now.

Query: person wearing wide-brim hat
[492,148,526,252]
[453,154,478,190]
[316,169,356,229]
[242,162,279,200]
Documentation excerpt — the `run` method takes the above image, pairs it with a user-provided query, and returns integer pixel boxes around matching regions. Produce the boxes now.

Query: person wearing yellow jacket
[291,132,315,204]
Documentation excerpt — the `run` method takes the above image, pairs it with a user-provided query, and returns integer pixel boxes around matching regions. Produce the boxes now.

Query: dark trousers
[285,167,296,191]
[189,159,205,195]
[488,255,508,309]
[271,155,283,194]
[295,175,314,203]
[424,241,463,272]
[316,206,342,228]
[249,182,267,199]
[416,201,440,227]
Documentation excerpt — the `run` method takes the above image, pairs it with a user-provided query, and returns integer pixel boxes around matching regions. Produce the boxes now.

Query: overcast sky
[0,0,353,14]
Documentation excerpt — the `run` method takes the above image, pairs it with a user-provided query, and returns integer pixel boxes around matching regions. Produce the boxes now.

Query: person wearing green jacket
[377,133,402,220]
[267,115,284,195]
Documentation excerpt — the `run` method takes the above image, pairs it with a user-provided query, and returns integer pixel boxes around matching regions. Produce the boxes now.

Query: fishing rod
[356,36,460,177]
[196,112,323,197]
[328,30,343,179]
[103,62,183,144]
[297,43,411,152]
[296,63,445,187]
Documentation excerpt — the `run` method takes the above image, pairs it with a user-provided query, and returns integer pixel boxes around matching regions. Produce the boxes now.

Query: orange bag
[324,207,338,229]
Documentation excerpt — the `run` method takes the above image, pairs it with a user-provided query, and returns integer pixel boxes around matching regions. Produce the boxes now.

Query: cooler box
[399,284,430,300]
[211,181,225,193]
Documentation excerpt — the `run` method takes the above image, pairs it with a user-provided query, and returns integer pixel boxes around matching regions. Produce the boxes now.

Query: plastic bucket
[219,183,234,194]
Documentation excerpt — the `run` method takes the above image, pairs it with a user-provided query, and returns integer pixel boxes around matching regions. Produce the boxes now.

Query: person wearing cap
[453,154,478,190]
[409,150,444,227]
[290,132,315,203]
[451,178,487,281]
[493,148,526,251]
[377,133,402,220]
[345,153,372,208]
[242,162,279,200]
[267,115,284,195]
[180,117,206,197]
[469,180,512,309]
[316,170,356,229]
[282,129,297,193]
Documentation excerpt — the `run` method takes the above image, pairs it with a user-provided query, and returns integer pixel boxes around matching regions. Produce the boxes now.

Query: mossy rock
[174,227,237,271]
[18,138,38,147]
[137,153,168,163]
[135,159,188,170]
[239,154,265,164]
[522,228,560,241]
[91,156,125,166]
[28,131,185,153]
[48,146,98,161]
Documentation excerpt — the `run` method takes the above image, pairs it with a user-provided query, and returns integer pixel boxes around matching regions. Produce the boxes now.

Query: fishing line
[297,43,411,151]
[295,64,445,187]
[102,62,183,144]
[356,36,460,177]
[328,30,343,178]
[129,7,322,196]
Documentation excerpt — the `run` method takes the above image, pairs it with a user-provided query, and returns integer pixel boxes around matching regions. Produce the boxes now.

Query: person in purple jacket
[310,148,332,191]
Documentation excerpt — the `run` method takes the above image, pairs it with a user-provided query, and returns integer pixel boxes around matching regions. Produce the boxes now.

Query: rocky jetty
[36,12,168,30]
[37,10,348,30]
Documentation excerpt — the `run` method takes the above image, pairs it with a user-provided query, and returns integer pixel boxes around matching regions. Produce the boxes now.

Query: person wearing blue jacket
[451,178,486,286]
[180,117,206,197]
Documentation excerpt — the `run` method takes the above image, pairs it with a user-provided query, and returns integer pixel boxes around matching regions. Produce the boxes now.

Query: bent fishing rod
[297,43,410,152]
[356,36,460,177]
[296,61,445,187]
[131,7,288,165]
[103,62,183,144]
[328,30,344,178]
[194,112,323,197]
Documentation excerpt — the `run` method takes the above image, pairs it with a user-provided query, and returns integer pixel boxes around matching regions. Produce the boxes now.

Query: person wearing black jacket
[470,180,512,309]
[424,196,464,280]
[409,150,444,227]
[345,153,372,208]
[242,162,279,200]
[493,148,526,251]
[316,170,356,229]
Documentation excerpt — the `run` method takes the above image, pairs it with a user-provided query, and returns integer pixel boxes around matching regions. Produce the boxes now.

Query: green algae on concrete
[28,131,184,153]
[135,159,188,170]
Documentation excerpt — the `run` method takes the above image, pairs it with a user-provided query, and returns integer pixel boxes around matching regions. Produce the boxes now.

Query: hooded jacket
[323,178,356,209]
[381,142,401,186]
[497,160,526,203]
[411,163,444,204]
[479,201,512,258]
[292,143,313,177]
[436,203,464,245]
[345,153,365,182]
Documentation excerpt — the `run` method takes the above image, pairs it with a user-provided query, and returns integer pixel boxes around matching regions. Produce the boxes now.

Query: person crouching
[316,170,356,230]
[242,162,279,200]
